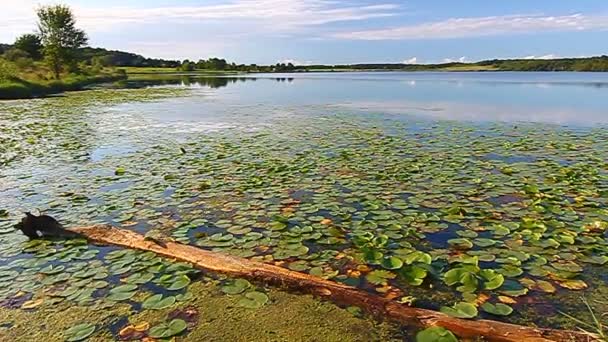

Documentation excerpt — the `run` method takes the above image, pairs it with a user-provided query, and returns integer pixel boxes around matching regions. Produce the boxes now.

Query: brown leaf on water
[357,265,371,272]
[347,270,361,278]
[21,298,44,309]
[557,279,587,290]
[475,293,490,306]
[535,280,556,293]
[119,325,146,341]
[498,296,517,304]
[133,322,150,332]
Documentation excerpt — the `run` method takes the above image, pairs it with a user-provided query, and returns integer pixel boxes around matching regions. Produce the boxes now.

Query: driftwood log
[70,225,596,342]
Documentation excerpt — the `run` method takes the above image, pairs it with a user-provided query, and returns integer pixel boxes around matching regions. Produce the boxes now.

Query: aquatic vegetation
[63,322,96,341]
[0,86,607,339]
[416,326,458,342]
[149,318,187,338]
[560,297,608,341]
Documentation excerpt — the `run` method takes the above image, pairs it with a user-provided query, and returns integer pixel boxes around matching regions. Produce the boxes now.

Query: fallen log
[70,225,596,342]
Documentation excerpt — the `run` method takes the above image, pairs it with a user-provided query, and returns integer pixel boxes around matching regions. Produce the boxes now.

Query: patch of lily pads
[0,88,607,329]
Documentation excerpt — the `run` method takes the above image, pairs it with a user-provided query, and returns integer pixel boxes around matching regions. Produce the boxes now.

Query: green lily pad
[416,326,459,342]
[149,319,187,338]
[142,294,176,310]
[366,270,396,285]
[64,323,96,341]
[237,291,269,309]
[167,275,191,290]
[481,302,513,316]
[221,279,251,295]
[381,256,404,270]
[440,302,478,319]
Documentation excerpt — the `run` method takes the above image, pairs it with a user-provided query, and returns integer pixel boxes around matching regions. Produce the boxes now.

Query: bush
[14,57,34,69]
[3,48,30,61]
[0,59,18,82]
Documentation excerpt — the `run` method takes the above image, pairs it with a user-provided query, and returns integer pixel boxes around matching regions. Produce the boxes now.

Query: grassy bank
[0,73,127,100]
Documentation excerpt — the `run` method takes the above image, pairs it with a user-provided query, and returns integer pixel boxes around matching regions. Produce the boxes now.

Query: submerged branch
[70,225,597,342]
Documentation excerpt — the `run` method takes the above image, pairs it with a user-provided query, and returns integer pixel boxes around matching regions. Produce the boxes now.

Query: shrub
[0,59,18,82]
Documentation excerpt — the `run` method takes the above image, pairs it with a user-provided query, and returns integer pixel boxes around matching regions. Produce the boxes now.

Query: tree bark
[70,225,597,342]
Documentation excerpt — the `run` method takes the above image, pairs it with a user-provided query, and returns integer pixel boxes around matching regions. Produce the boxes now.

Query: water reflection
[121,76,294,89]
[117,72,608,126]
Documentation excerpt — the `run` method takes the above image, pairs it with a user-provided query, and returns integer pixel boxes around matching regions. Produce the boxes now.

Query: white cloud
[0,1,399,37]
[331,13,608,40]
[522,54,560,60]
[402,57,418,64]
[443,57,468,63]
[76,1,399,33]
[0,0,400,59]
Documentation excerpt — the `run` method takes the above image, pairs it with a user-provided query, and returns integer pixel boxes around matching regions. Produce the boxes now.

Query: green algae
[0,280,403,341]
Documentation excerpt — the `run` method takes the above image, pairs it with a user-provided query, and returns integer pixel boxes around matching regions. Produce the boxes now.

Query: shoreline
[0,73,127,100]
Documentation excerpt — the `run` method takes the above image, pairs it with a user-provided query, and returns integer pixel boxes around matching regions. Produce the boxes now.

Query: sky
[1,0,608,65]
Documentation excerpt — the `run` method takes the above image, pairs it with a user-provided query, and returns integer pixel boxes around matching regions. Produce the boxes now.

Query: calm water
[126,72,608,126]
[1,72,607,339]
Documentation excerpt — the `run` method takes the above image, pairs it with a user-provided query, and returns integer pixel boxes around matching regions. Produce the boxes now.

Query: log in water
[70,225,597,342]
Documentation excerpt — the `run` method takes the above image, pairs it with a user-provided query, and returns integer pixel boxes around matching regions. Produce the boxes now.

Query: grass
[560,297,607,341]
[0,60,128,100]
[0,73,126,100]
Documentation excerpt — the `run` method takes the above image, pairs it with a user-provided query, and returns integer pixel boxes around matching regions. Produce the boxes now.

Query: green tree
[180,60,195,71]
[37,5,88,79]
[13,34,42,59]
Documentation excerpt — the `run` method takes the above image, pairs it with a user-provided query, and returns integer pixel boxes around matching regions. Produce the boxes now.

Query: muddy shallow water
[0,73,607,340]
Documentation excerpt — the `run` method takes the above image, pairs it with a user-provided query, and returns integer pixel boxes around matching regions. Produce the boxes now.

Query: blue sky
[2,0,608,64]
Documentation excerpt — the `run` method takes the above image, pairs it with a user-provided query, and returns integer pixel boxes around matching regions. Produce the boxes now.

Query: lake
[125,71,608,126]
[0,72,607,341]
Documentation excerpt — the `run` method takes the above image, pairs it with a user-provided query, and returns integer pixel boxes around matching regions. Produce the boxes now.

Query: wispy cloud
[75,1,399,32]
[402,57,418,64]
[522,54,561,60]
[443,57,468,63]
[331,13,608,40]
[0,0,400,43]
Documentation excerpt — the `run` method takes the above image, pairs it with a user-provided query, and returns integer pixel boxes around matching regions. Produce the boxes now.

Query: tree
[13,34,42,59]
[37,5,88,79]
[180,60,195,71]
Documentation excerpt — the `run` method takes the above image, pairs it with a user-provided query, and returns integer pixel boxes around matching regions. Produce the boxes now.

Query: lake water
[1,72,607,340]
[127,72,608,126]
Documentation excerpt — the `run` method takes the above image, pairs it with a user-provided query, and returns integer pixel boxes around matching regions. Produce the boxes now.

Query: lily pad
[416,326,459,342]
[142,294,176,310]
[481,302,513,316]
[440,302,478,319]
[221,279,251,295]
[149,319,187,339]
[64,323,96,341]
[237,291,269,309]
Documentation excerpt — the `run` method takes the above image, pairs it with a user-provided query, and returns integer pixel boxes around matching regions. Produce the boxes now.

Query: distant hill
[307,56,608,72]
